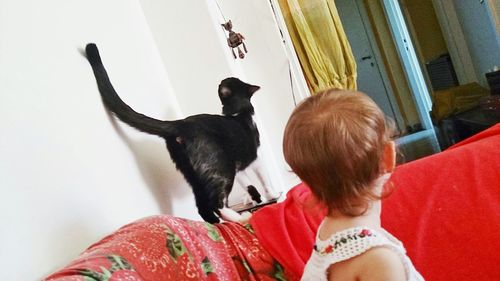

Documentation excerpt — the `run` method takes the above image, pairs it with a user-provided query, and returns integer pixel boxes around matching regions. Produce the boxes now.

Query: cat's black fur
[85,43,261,223]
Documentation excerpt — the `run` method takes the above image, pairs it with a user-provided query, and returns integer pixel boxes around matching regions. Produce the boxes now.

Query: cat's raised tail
[85,43,177,137]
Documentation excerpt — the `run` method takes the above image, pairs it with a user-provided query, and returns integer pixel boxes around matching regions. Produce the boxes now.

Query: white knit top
[301,225,424,281]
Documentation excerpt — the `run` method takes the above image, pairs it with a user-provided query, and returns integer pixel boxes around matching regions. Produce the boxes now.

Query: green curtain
[278,0,357,94]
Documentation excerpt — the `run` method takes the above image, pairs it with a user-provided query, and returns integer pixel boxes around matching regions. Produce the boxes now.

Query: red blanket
[45,216,286,281]
[250,123,500,280]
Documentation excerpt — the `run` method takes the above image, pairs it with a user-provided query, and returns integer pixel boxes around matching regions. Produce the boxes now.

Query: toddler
[283,90,424,281]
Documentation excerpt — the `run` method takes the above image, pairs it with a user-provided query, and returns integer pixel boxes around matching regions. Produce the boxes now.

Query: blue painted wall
[452,0,500,87]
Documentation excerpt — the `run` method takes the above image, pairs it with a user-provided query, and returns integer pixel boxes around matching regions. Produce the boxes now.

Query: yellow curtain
[278,0,357,93]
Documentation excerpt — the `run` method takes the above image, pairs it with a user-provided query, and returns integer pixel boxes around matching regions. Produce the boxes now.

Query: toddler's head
[283,89,395,216]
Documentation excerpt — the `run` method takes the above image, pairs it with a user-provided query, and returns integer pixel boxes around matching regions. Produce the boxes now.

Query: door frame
[269,0,406,130]
[268,0,443,132]
[397,0,436,96]
[268,0,312,102]
[353,0,406,131]
[382,0,435,130]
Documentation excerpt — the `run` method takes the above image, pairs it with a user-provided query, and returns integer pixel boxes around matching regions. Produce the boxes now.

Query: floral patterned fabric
[44,215,286,281]
[313,228,373,255]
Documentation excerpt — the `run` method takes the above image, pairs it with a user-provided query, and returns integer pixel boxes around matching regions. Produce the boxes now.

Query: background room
[1,0,499,280]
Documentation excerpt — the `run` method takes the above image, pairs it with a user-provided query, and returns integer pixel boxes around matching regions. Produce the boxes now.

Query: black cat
[85,43,262,223]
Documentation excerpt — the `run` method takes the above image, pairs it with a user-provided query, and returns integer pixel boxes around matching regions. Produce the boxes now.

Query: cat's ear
[248,85,261,95]
[219,86,232,98]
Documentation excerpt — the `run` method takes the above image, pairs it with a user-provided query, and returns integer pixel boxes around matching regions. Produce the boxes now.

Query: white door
[336,0,404,130]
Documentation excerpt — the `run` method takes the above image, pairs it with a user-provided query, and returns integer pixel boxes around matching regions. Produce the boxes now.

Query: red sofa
[45,124,500,281]
[251,123,500,280]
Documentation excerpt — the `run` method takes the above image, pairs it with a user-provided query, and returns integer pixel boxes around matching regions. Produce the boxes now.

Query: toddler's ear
[382,141,396,173]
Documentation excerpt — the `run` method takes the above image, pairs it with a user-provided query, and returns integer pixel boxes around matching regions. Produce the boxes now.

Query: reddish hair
[283,89,393,216]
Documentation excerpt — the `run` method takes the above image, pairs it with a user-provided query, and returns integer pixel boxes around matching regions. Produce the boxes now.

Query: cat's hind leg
[192,187,221,224]
[191,156,244,222]
[218,207,244,222]
[166,139,221,223]
[202,171,249,223]
[184,141,246,223]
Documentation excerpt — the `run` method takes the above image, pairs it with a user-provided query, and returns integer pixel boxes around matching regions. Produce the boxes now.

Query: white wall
[139,0,301,196]
[0,0,300,280]
[214,0,302,189]
[0,0,190,279]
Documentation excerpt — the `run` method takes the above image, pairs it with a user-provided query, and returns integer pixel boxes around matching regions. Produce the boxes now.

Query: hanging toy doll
[221,20,248,59]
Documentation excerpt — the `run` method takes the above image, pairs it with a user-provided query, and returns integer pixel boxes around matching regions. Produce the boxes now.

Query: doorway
[336,0,405,132]
[270,0,442,160]
[336,0,441,160]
